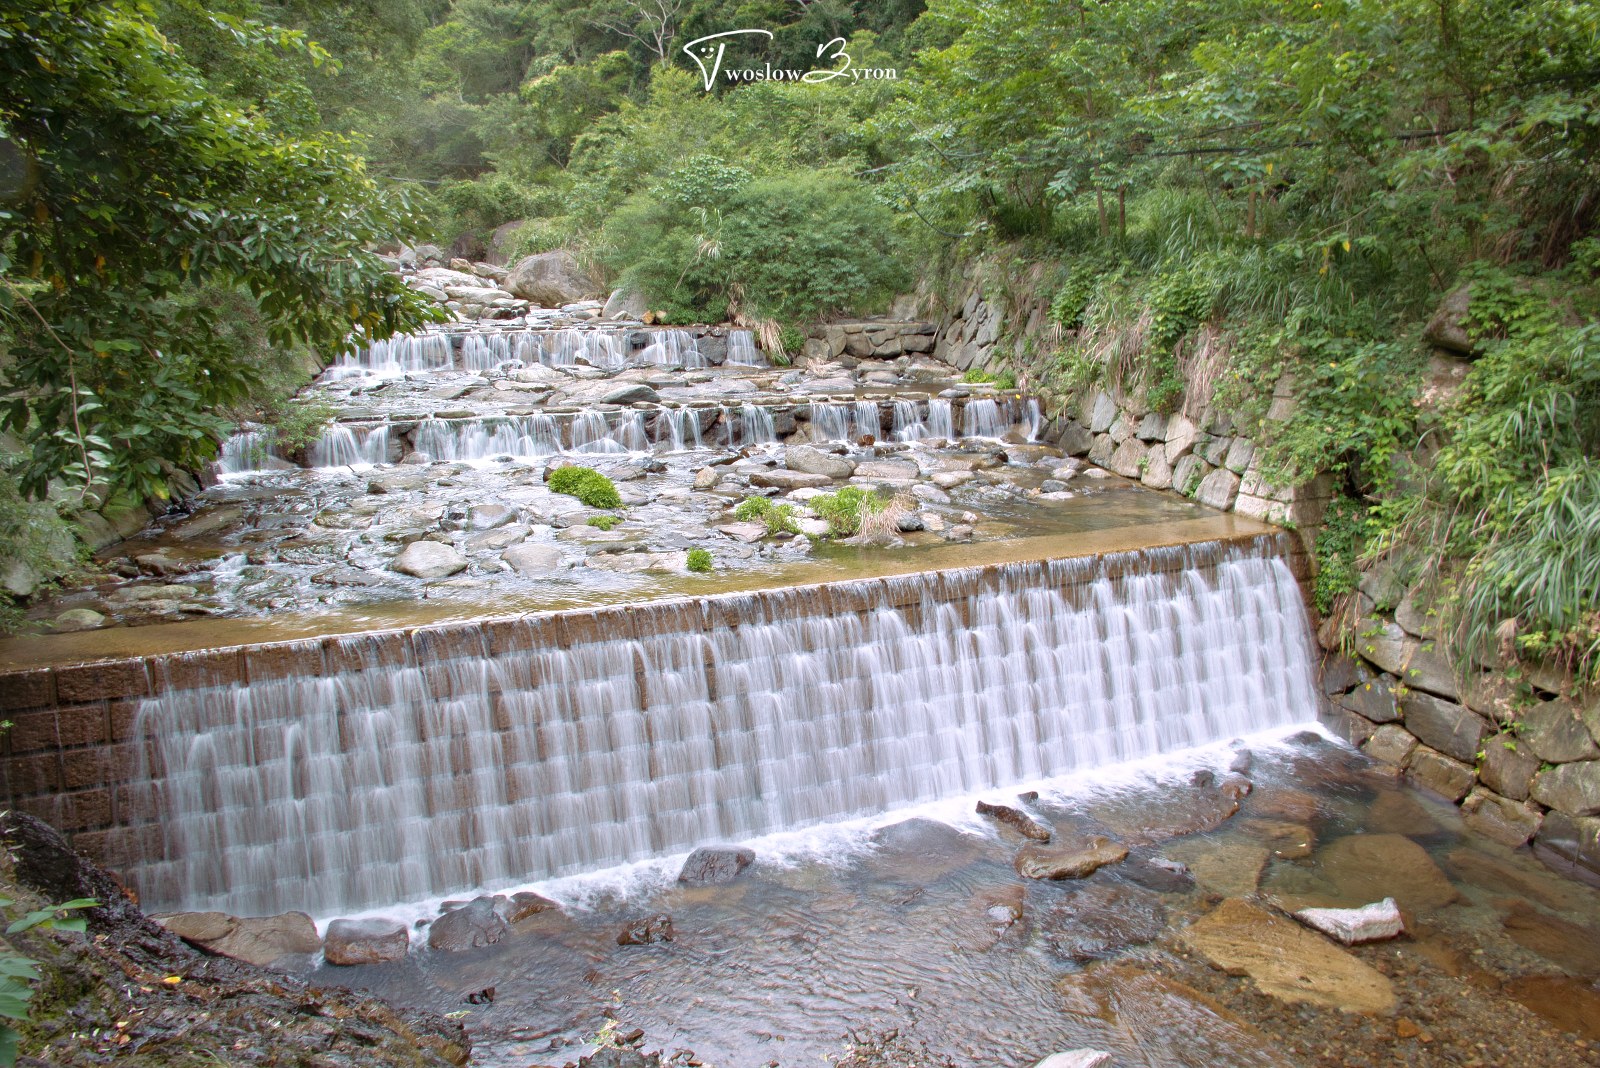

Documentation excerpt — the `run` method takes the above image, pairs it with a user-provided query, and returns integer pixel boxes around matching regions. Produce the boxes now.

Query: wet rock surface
[677,846,755,886]
[429,896,509,952]
[1014,835,1128,880]
[0,812,468,1066]
[19,317,1213,632]
[276,740,1600,1068]
[325,917,412,965]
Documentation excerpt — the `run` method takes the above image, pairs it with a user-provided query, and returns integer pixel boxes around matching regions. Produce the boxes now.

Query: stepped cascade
[111,537,1312,916]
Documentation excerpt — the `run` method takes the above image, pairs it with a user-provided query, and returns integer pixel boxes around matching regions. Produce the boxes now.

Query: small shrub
[962,368,995,384]
[733,496,800,536]
[267,397,337,455]
[548,465,622,509]
[810,486,891,537]
[993,371,1018,390]
[686,547,713,572]
[586,514,621,530]
[777,324,806,358]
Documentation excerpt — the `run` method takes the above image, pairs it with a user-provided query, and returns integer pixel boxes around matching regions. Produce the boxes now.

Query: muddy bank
[0,813,468,1067]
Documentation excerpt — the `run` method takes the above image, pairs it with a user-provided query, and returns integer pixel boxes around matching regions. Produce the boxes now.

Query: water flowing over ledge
[97,534,1315,916]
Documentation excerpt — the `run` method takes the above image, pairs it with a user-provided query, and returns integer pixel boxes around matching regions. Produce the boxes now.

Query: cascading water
[216,430,276,475]
[736,403,776,446]
[118,539,1315,916]
[570,409,648,453]
[726,330,765,366]
[640,331,706,369]
[653,408,704,451]
[960,396,1040,440]
[330,333,454,378]
[892,398,955,442]
[811,400,882,442]
[310,425,390,469]
[413,416,561,462]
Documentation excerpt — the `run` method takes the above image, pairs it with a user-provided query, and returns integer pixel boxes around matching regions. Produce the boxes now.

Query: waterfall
[570,409,647,453]
[310,425,390,469]
[117,539,1315,916]
[811,401,881,442]
[960,397,1040,440]
[737,404,776,446]
[330,333,454,378]
[893,399,955,442]
[414,416,562,462]
[726,330,765,366]
[640,331,706,369]
[653,408,704,451]
[216,430,275,475]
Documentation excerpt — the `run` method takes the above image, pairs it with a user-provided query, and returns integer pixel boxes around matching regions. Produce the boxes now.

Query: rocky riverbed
[195,729,1600,1068]
[19,312,1209,635]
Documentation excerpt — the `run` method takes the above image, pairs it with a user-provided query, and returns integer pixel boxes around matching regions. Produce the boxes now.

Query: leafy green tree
[0,0,442,500]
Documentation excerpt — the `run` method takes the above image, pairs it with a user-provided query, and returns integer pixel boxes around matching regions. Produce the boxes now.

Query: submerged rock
[1178,898,1397,1015]
[678,845,756,887]
[1039,881,1167,962]
[1054,962,1288,1064]
[617,914,674,946]
[1014,836,1127,880]
[428,897,508,952]
[324,918,411,965]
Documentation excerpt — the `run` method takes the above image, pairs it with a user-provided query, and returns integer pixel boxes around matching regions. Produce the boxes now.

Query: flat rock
[323,918,410,965]
[1015,836,1127,880]
[1089,785,1240,844]
[752,469,833,491]
[501,542,563,576]
[1294,898,1405,945]
[392,540,467,579]
[784,445,855,479]
[678,846,755,887]
[156,910,321,967]
[428,897,507,952]
[1178,898,1397,1015]
[717,522,768,543]
[853,459,919,480]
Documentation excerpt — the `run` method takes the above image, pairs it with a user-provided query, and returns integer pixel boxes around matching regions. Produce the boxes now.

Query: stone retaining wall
[1313,578,1600,881]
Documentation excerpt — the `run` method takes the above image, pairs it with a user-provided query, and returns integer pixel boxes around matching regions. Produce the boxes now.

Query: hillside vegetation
[1,0,1597,674]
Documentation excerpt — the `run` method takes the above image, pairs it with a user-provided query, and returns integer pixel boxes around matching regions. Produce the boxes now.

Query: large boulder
[506,249,602,307]
[428,897,507,952]
[393,540,468,579]
[603,287,649,320]
[678,846,755,887]
[324,918,410,965]
[784,445,855,480]
[155,911,322,967]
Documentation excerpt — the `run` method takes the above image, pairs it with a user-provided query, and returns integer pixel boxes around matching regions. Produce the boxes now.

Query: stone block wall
[804,319,938,361]
[1314,584,1600,881]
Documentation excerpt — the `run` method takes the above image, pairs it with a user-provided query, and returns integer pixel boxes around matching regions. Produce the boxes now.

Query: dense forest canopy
[0,0,1597,672]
